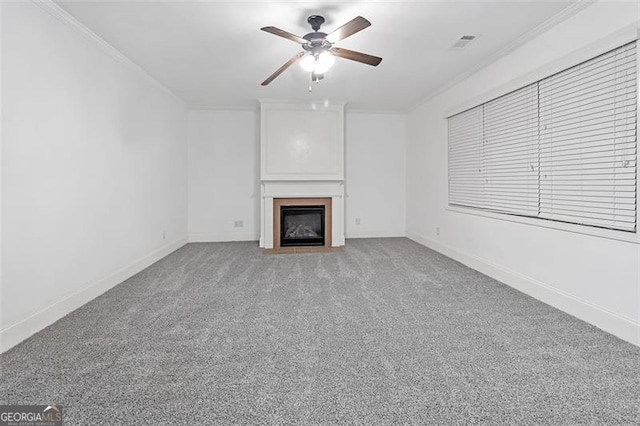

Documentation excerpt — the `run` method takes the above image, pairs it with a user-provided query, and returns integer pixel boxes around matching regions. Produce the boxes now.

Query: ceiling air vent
[451,35,477,49]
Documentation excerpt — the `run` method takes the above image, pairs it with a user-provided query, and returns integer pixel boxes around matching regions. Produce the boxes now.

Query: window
[448,41,637,232]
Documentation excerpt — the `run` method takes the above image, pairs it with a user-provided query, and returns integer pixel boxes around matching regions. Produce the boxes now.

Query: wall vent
[451,35,477,49]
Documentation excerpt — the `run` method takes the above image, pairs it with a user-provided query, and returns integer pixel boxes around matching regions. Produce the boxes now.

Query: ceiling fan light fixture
[315,52,335,73]
[299,52,335,74]
[299,54,316,72]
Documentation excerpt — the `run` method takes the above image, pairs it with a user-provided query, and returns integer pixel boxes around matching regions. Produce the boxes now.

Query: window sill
[446,205,640,244]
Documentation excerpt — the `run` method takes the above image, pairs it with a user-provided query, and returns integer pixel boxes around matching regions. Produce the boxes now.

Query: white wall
[1,2,188,352]
[407,0,640,345]
[345,112,406,238]
[187,109,406,242]
[188,109,259,242]
[0,0,4,348]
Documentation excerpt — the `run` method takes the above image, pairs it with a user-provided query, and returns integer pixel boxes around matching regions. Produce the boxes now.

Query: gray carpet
[1,238,639,424]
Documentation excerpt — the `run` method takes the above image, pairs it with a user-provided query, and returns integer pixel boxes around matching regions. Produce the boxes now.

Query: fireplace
[272,197,333,250]
[280,205,325,247]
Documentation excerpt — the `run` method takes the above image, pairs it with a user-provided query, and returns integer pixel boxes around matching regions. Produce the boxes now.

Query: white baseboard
[406,232,640,347]
[0,236,188,353]
[188,231,259,243]
[345,229,406,239]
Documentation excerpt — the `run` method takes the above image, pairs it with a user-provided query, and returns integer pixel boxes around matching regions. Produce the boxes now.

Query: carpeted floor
[1,238,639,424]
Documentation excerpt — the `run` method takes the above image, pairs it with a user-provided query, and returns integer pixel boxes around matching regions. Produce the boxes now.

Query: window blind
[448,105,485,209]
[484,83,539,216]
[538,42,637,231]
[447,41,637,232]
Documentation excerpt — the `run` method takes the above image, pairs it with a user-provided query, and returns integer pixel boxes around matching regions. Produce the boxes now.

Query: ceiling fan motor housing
[303,15,331,54]
[302,35,331,55]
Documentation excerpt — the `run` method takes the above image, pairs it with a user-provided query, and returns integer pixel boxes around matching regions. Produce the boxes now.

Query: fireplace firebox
[280,205,325,247]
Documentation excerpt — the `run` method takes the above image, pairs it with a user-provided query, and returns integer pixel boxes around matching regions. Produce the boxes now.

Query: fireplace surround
[260,182,343,249]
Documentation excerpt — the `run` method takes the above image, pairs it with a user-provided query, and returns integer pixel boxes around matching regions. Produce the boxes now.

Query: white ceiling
[56,0,580,111]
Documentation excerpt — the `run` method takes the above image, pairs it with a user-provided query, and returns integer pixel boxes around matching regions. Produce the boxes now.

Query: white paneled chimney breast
[259,100,345,249]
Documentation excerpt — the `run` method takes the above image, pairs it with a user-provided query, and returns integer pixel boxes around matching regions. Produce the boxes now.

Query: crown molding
[345,108,405,115]
[31,0,186,106]
[405,0,597,113]
[258,98,348,107]
[188,105,259,112]
[187,105,407,115]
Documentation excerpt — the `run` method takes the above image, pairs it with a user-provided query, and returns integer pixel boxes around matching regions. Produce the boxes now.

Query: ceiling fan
[261,15,382,86]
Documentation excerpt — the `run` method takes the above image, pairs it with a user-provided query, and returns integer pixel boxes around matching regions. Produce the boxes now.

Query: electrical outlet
[355,218,361,225]
[436,227,440,236]
[234,220,244,228]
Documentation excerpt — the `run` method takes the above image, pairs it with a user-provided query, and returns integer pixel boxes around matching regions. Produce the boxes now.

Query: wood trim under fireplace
[269,198,337,254]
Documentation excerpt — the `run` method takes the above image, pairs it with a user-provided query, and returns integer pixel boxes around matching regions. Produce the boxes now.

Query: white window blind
[447,41,637,232]
[484,83,539,216]
[538,42,637,231]
[448,105,485,209]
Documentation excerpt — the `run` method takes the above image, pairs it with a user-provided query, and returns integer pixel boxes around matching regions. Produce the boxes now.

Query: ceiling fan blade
[330,47,382,66]
[326,16,371,43]
[261,26,307,44]
[261,52,306,86]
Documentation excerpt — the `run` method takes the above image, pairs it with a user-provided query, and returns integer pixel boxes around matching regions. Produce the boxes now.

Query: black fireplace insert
[280,205,325,247]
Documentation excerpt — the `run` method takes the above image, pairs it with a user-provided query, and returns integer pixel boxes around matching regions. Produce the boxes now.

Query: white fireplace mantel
[259,100,346,249]
[260,181,345,248]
